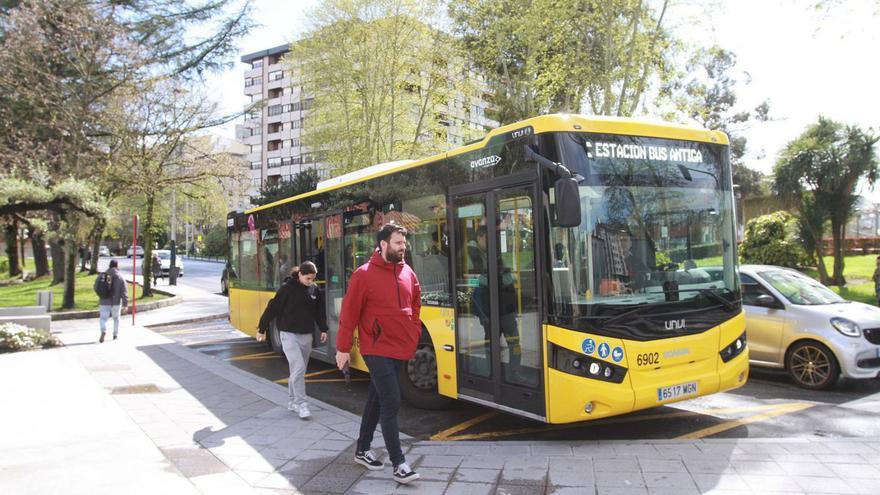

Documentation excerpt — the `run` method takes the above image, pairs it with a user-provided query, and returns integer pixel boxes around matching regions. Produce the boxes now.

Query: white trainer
[298,403,311,419]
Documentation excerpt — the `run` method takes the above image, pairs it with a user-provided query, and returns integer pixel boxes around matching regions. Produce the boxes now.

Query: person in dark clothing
[96,259,128,342]
[257,261,328,419]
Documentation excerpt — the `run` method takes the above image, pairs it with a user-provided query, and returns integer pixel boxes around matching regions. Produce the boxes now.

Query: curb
[143,312,229,328]
[50,287,180,321]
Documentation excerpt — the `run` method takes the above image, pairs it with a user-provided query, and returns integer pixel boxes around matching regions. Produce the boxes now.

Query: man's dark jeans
[357,355,406,467]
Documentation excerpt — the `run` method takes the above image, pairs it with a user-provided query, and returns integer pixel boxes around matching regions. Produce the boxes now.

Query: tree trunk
[4,220,22,277]
[814,244,830,284]
[141,195,155,297]
[89,220,104,275]
[62,238,77,309]
[50,239,65,285]
[830,218,846,286]
[79,243,88,272]
[30,226,49,277]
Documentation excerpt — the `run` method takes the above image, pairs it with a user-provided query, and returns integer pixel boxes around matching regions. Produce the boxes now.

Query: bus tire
[268,321,284,355]
[399,330,452,410]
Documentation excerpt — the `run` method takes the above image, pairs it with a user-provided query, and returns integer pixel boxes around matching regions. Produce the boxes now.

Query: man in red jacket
[336,223,421,484]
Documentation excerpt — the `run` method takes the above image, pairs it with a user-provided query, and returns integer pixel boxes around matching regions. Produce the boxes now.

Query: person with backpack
[256,261,328,419]
[151,252,163,286]
[94,259,128,343]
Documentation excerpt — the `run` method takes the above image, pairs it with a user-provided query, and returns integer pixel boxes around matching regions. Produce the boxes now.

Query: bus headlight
[719,332,747,363]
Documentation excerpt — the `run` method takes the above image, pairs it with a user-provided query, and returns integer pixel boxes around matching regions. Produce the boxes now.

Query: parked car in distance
[98,245,110,257]
[740,264,880,390]
[126,246,145,258]
[154,250,184,277]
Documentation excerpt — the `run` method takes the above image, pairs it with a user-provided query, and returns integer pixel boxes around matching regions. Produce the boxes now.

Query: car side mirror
[755,294,777,308]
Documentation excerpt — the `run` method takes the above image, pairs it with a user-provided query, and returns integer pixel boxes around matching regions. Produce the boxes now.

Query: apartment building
[237,43,498,202]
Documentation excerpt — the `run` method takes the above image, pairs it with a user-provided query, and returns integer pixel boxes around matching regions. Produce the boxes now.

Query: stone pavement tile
[652,443,703,458]
[595,470,646,488]
[819,442,878,455]
[237,456,292,473]
[549,456,593,472]
[772,454,821,463]
[690,473,750,492]
[735,442,791,455]
[300,470,361,494]
[296,449,342,461]
[594,457,640,472]
[532,444,574,456]
[461,456,506,469]
[846,477,880,494]
[503,456,549,469]
[278,459,334,477]
[255,473,301,490]
[826,462,880,479]
[638,459,687,473]
[646,488,700,495]
[188,471,251,491]
[684,460,736,475]
[346,478,397,495]
[496,484,540,495]
[776,462,836,477]
[413,467,455,482]
[741,474,804,493]
[393,480,449,495]
[408,445,449,456]
[454,468,501,484]
[489,444,532,456]
[237,469,276,485]
[792,475,853,494]
[595,488,649,495]
[499,466,548,487]
[732,460,784,475]
[613,444,662,456]
[443,481,496,495]
[815,454,866,464]
[420,454,465,468]
[159,445,232,478]
[447,445,492,456]
[642,472,698,490]
[547,468,595,486]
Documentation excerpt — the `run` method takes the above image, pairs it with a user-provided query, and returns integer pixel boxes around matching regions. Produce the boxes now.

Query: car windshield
[157,252,170,259]
[548,132,740,339]
[759,269,845,305]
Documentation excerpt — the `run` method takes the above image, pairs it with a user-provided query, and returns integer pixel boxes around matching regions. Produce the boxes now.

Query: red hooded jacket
[336,250,422,361]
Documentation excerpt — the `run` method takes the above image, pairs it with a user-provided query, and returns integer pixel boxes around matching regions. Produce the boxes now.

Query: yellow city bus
[226,114,748,424]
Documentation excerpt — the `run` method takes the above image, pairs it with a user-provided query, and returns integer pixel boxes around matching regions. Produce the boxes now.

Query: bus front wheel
[399,340,452,410]
[268,321,283,355]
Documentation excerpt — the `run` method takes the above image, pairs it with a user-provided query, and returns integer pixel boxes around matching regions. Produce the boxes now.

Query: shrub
[740,211,809,268]
[0,322,59,351]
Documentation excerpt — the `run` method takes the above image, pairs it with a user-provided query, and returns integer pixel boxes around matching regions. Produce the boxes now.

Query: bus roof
[244,114,729,215]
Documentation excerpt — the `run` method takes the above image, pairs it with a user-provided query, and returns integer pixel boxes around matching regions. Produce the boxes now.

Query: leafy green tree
[774,117,879,286]
[292,0,481,175]
[449,0,676,123]
[739,211,808,268]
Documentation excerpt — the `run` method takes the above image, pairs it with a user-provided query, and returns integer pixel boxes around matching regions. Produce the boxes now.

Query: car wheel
[786,340,839,390]
[399,336,452,410]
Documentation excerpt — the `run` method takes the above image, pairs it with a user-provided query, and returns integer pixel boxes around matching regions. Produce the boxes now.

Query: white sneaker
[287,402,298,412]
[298,403,311,419]
[393,462,419,484]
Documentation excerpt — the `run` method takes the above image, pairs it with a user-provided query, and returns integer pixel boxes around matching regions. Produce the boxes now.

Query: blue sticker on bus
[598,342,610,359]
[612,347,624,362]
[582,338,596,355]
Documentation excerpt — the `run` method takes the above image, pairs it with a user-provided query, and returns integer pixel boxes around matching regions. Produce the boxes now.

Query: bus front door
[452,184,544,419]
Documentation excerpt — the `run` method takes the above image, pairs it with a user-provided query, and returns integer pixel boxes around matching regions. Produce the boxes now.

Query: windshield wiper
[698,288,736,312]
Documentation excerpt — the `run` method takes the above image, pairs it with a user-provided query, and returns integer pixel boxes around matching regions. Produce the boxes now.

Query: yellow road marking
[274,376,369,384]
[305,368,340,378]
[434,403,814,441]
[228,351,281,361]
[675,402,815,439]
[430,412,499,441]
[160,328,207,336]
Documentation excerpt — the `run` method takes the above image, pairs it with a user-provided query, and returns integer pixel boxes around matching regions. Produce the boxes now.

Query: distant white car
[98,245,110,257]
[154,250,184,277]
[740,264,880,390]
[126,246,144,258]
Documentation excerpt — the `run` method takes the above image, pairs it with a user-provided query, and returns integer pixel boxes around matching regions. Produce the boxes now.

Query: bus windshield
[549,132,741,339]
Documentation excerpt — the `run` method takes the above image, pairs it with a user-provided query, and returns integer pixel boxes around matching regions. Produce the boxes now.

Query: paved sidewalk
[3,317,880,494]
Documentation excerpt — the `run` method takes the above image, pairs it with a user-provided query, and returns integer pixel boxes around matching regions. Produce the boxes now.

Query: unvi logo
[665,319,686,330]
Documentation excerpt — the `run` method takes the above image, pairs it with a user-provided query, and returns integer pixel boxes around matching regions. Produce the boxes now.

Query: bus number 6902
[637,352,660,366]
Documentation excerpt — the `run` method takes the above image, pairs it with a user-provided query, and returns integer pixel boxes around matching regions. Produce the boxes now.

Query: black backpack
[94,272,113,299]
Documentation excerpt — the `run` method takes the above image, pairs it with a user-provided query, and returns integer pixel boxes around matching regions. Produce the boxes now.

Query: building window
[303,98,314,110]
[268,157,282,168]
[267,140,282,151]
[245,77,262,87]
[249,127,261,136]
[250,144,262,154]
[291,119,301,129]
[268,70,283,81]
[250,94,262,103]
[267,88,282,99]
[302,153,313,164]
[268,54,281,65]
[246,111,260,121]
[268,122,283,134]
[267,104,283,116]
[291,156,302,165]
[289,138,300,147]
[251,60,263,69]
[250,161,261,170]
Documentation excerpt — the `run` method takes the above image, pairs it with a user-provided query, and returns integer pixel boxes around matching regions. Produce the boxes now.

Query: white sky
[205,0,879,191]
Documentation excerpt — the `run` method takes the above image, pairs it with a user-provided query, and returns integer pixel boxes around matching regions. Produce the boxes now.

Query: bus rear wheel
[399,342,451,410]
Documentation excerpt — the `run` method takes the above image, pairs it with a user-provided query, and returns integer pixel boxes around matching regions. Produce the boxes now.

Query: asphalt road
[149,316,880,443]
[96,255,224,295]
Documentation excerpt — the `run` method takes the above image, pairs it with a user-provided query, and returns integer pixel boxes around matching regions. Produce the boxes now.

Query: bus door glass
[452,184,544,416]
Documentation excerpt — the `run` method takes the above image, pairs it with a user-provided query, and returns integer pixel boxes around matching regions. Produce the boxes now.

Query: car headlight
[830,317,861,337]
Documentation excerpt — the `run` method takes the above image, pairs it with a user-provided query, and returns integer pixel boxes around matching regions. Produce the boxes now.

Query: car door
[740,273,787,366]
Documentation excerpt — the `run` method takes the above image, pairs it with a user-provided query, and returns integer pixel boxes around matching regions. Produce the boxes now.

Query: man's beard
[384,248,404,263]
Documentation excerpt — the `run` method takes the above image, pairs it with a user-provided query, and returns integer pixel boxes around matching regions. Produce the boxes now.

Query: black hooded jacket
[258,279,328,335]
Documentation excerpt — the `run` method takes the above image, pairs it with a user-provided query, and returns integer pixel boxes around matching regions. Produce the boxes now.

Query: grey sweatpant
[280,332,313,407]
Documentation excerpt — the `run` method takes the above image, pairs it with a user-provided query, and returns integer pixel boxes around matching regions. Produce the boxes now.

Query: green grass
[0,256,46,282]
[0,270,167,312]
[799,254,877,305]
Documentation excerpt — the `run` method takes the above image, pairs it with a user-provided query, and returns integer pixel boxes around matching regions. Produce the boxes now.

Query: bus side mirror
[555,177,581,227]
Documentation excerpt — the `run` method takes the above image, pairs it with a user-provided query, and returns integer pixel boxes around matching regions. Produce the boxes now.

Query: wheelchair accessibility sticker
[582,338,596,355]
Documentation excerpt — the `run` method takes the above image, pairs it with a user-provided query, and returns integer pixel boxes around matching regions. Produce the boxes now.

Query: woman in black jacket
[257,261,328,419]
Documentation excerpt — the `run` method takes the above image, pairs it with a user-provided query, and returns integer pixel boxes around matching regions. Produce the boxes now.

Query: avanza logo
[665,319,686,330]
[469,155,502,169]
